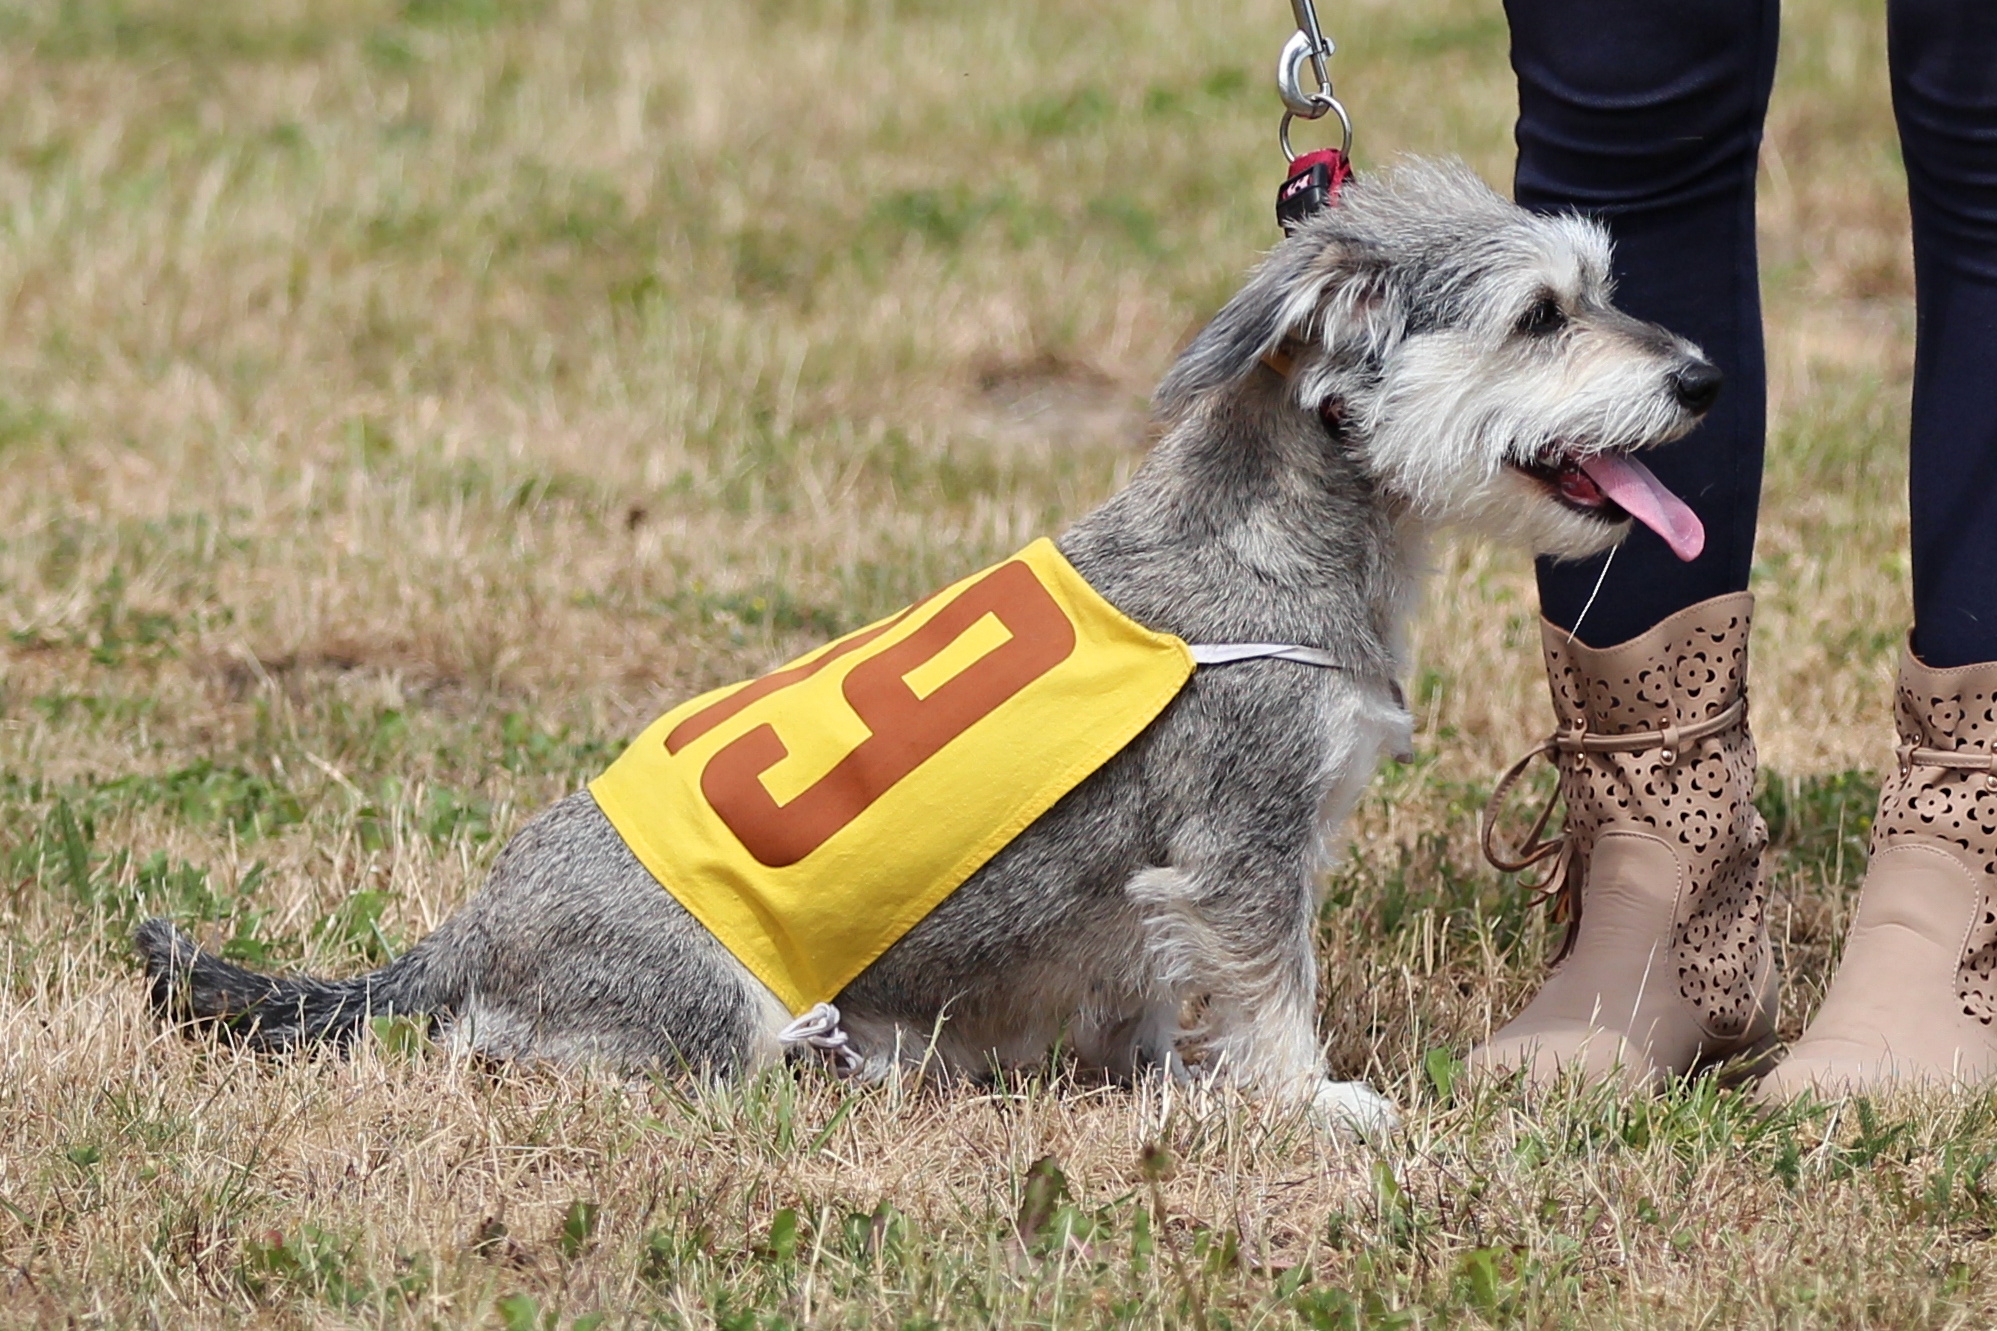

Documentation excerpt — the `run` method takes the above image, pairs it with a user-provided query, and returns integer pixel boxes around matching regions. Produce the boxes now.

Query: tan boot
[1469,592,1777,1088]
[1758,645,1997,1098]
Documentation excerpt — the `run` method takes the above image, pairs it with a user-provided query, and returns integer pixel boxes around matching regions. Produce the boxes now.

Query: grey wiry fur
[137,161,1718,1137]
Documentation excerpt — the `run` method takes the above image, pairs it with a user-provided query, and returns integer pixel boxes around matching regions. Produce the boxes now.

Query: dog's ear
[1156,236,1394,417]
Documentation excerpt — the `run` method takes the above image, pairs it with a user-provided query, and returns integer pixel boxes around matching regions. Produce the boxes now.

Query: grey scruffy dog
[137,161,1721,1136]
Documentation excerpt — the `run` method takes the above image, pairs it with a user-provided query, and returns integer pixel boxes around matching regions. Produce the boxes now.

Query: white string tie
[777,1002,865,1076]
[1188,643,1345,668]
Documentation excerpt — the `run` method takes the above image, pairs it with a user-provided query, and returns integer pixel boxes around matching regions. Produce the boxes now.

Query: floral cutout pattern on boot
[1759,644,1997,1098]
[1473,592,1776,1088]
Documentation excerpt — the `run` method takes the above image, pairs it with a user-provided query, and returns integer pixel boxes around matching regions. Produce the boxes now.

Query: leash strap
[1278,149,1352,233]
[1274,0,1352,231]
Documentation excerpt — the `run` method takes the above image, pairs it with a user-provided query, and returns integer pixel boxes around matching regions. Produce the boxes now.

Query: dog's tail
[134,918,455,1051]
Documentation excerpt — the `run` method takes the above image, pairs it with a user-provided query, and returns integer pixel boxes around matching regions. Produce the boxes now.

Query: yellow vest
[589,539,1198,1014]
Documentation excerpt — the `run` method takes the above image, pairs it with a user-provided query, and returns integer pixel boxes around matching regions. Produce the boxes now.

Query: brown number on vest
[663,608,916,756]
[696,560,1076,866]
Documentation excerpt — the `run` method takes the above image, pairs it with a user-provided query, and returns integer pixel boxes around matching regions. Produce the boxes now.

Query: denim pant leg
[1506,0,1780,646]
[1894,0,1997,668]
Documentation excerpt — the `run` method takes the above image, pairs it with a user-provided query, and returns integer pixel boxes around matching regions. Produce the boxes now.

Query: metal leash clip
[1274,0,1353,232]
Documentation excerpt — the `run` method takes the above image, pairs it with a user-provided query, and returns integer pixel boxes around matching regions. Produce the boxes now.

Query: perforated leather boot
[1758,646,1997,1098]
[1469,592,1776,1089]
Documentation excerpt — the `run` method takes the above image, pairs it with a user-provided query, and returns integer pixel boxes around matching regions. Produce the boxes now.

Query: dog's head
[1158,159,1717,562]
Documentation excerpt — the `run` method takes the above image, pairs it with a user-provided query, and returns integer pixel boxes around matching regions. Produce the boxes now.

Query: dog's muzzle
[1511,446,1706,562]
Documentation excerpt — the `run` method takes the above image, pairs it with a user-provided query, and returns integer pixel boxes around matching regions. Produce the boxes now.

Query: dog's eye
[1515,296,1566,337]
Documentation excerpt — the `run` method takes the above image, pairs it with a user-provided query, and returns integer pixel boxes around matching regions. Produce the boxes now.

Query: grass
[0,0,1962,1324]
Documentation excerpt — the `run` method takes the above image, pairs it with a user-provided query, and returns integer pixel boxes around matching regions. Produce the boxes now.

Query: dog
[136,161,1718,1137]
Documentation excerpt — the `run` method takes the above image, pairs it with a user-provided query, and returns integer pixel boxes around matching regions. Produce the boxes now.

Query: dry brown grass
[0,0,1978,1325]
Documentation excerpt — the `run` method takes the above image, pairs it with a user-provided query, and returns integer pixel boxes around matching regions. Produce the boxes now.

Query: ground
[0,0,1976,1326]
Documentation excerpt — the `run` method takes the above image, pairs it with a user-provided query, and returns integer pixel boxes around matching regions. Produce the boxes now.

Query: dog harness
[589,539,1343,1018]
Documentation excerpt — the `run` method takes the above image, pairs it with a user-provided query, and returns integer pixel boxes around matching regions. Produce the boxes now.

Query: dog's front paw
[1311,1079,1400,1141]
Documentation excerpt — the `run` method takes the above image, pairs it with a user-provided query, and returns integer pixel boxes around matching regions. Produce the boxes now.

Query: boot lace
[1480,698,1747,960]
[1897,743,1997,784]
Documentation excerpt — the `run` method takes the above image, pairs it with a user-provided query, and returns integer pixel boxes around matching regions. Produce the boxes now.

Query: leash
[1273,0,1353,233]
[1260,5,1356,386]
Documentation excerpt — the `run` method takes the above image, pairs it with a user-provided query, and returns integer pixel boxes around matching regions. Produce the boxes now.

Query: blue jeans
[1510,0,1997,666]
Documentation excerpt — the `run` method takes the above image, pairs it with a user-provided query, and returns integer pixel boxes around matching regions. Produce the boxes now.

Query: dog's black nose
[1671,361,1724,414]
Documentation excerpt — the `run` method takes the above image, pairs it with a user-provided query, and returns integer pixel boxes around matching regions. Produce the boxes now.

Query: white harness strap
[1189,642,1346,669]
[1195,640,1413,748]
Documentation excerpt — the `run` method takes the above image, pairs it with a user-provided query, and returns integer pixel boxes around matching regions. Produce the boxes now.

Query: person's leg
[1760,0,1997,1099]
[1508,0,1780,646]
[1472,2,1784,1089]
[1896,0,1997,668]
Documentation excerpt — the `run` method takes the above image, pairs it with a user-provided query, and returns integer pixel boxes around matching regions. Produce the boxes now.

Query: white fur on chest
[1307,672,1415,885]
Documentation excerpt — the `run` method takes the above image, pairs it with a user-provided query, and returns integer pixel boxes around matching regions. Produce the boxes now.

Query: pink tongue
[1578,453,1705,561]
